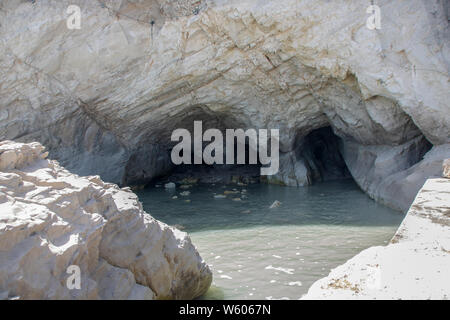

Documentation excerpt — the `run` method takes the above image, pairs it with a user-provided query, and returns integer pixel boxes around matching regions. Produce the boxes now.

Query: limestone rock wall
[0,141,212,299]
[0,0,449,210]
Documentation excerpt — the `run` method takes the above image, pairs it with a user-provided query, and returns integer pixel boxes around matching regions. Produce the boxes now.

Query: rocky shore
[303,167,450,299]
[0,141,212,299]
[0,0,449,300]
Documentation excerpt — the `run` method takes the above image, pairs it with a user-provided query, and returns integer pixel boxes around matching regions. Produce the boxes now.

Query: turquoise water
[136,179,403,299]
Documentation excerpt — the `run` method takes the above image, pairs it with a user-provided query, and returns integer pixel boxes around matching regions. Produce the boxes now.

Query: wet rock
[224,190,239,195]
[180,177,199,185]
[270,200,282,209]
[164,182,176,189]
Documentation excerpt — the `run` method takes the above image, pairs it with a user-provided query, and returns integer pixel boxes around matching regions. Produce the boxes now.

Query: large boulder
[0,141,212,299]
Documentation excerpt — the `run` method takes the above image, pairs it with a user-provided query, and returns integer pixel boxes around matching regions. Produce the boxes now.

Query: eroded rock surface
[303,177,450,299]
[443,159,450,178]
[0,141,212,299]
[0,0,449,210]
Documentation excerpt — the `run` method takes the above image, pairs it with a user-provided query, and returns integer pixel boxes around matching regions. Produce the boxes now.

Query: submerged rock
[179,177,199,185]
[0,141,212,300]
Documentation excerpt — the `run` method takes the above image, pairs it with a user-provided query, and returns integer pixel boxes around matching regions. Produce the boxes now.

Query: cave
[161,125,354,187]
[122,119,355,188]
[1,0,449,301]
[296,126,351,184]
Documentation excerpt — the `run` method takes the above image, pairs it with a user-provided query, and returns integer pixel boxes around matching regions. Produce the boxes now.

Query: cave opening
[124,121,354,189]
[295,126,351,184]
[167,138,263,185]
[122,108,267,186]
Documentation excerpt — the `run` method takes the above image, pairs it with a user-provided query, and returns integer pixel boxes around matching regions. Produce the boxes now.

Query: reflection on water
[136,179,403,299]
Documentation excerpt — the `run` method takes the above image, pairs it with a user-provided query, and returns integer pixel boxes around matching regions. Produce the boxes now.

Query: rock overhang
[0,0,449,210]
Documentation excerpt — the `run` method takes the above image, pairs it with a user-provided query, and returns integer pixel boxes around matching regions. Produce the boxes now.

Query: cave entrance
[296,126,351,184]
[124,124,352,188]
[167,138,263,185]
[149,126,351,187]
[123,107,267,186]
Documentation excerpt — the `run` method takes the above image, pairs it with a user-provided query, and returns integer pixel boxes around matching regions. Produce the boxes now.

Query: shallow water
[136,179,403,300]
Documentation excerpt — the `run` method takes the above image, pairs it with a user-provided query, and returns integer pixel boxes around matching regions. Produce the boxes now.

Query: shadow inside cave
[295,126,352,184]
[128,124,354,189]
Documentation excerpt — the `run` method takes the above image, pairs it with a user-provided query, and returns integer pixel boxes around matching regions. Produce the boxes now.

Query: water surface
[137,179,403,299]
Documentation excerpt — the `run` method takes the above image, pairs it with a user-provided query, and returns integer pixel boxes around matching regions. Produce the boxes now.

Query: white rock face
[0,141,212,299]
[264,152,311,187]
[303,177,450,300]
[341,138,450,211]
[0,0,449,210]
